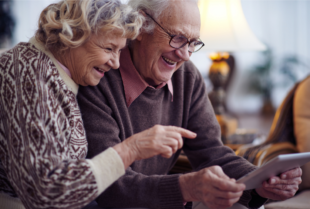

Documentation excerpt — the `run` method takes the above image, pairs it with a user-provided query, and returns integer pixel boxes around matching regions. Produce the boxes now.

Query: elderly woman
[0,0,196,209]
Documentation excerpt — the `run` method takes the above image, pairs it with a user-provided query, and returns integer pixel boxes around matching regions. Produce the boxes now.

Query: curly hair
[35,0,144,51]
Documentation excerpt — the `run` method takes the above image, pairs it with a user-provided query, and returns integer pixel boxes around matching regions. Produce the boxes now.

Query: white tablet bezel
[237,152,310,190]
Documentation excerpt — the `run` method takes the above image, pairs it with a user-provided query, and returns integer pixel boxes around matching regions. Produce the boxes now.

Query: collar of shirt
[119,47,173,107]
[29,37,79,95]
[56,60,72,78]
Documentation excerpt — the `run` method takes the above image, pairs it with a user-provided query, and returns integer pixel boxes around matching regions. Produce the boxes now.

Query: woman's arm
[0,46,101,209]
[113,125,196,169]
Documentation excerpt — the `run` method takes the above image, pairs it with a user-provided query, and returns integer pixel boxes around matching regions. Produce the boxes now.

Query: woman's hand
[113,125,196,169]
[127,125,197,159]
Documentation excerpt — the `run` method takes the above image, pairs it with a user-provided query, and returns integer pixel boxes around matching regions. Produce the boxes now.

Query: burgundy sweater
[77,53,266,209]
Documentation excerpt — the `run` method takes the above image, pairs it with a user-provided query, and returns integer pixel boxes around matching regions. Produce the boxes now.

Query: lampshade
[198,0,266,52]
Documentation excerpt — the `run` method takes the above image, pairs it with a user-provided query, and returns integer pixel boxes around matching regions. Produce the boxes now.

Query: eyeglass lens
[170,35,204,52]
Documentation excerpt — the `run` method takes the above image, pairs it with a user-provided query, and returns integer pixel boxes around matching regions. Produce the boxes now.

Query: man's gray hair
[128,0,197,33]
[127,0,169,33]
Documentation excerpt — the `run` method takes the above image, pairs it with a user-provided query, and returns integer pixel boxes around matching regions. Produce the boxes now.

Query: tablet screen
[237,152,310,190]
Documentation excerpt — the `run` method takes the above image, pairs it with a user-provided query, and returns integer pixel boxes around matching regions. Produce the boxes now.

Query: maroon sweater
[77,53,266,209]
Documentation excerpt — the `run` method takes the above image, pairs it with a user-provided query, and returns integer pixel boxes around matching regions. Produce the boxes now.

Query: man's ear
[139,9,147,17]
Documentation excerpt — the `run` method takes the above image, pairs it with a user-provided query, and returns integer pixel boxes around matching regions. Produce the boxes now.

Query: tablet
[237,152,310,190]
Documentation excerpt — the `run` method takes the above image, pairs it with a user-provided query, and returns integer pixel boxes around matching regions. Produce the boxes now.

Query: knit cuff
[158,174,185,209]
[86,147,125,195]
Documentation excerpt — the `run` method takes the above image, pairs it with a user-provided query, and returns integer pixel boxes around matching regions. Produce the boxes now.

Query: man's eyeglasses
[145,12,204,53]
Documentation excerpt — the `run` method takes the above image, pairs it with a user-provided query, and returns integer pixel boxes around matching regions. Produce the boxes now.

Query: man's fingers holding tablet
[279,167,302,179]
[266,177,302,186]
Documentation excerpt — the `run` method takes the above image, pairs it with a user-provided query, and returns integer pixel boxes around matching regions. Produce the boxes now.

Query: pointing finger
[166,126,197,139]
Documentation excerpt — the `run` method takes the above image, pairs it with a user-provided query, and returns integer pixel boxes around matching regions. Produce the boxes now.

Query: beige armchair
[236,75,310,209]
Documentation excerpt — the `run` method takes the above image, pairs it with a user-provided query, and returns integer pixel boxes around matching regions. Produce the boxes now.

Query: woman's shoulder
[1,41,53,69]
[0,41,73,99]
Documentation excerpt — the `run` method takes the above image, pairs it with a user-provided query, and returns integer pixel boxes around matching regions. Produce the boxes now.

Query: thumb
[211,166,230,180]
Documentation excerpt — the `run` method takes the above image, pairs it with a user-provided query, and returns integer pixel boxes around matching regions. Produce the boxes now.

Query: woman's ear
[136,32,143,41]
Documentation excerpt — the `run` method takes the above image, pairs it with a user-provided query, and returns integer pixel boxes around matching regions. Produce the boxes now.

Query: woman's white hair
[128,0,198,33]
[36,0,144,51]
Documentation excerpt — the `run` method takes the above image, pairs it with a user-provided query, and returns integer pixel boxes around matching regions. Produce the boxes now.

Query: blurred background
[1,0,310,136]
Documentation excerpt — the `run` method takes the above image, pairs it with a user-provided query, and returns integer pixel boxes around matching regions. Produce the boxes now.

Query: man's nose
[175,44,191,61]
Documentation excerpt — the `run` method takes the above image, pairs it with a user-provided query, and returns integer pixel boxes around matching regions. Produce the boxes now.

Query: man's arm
[176,66,264,208]
[179,63,301,208]
[77,84,186,209]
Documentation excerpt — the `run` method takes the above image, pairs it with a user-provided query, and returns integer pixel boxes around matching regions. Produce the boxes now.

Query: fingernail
[270,179,275,184]
[191,133,197,137]
[282,174,287,179]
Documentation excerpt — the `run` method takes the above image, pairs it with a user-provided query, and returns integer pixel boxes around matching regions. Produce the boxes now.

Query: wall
[191,0,310,113]
[11,0,310,113]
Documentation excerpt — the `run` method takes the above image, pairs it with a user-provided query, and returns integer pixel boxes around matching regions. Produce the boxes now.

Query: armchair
[236,75,310,209]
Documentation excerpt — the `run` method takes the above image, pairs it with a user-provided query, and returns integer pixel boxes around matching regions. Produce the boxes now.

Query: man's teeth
[162,56,177,65]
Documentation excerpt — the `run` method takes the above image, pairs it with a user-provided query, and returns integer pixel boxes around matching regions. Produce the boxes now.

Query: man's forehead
[160,1,201,39]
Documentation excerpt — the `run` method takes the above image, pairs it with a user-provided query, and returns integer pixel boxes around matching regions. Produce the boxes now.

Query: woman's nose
[108,54,120,69]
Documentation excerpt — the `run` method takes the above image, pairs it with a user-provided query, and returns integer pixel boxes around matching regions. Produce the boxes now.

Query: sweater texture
[77,47,266,209]
[0,39,125,209]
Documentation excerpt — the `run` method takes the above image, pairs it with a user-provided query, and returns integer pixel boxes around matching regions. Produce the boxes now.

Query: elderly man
[77,0,302,209]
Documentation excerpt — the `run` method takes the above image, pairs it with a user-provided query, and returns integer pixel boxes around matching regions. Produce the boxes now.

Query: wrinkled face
[134,0,201,86]
[68,31,127,86]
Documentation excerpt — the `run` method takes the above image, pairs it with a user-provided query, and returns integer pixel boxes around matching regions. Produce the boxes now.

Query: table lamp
[198,0,266,142]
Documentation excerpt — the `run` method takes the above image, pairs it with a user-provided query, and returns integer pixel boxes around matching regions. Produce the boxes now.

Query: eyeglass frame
[144,12,205,53]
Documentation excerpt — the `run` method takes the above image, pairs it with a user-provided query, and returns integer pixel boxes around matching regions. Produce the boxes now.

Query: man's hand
[179,166,246,209]
[256,167,302,200]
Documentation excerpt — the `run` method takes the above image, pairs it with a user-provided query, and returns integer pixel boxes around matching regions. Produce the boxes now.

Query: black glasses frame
[145,12,204,53]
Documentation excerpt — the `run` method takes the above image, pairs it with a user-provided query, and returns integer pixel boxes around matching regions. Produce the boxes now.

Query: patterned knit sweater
[0,38,125,209]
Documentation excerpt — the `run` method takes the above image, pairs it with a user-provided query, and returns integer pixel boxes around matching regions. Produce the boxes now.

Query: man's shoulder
[174,60,203,82]
[78,69,123,99]
[99,69,123,89]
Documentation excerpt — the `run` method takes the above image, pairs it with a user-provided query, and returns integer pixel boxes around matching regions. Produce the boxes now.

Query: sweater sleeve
[181,63,267,208]
[0,47,124,209]
[77,85,185,209]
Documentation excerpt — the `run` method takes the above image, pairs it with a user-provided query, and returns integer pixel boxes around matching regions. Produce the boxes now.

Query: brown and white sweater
[0,38,125,209]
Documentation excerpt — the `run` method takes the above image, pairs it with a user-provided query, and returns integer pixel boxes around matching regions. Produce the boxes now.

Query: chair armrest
[236,142,298,166]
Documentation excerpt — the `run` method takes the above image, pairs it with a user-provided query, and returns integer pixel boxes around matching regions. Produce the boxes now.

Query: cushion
[294,76,310,190]
[265,190,310,209]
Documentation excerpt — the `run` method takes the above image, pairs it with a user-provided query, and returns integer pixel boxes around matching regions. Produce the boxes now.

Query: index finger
[166,126,197,139]
[280,167,302,179]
